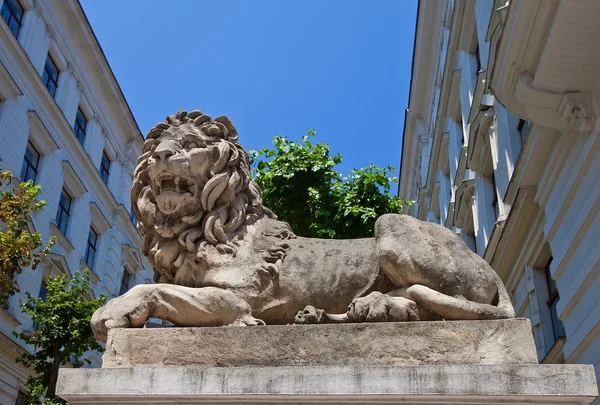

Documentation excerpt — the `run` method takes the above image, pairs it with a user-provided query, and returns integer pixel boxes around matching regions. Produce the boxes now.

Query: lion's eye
[185,141,199,150]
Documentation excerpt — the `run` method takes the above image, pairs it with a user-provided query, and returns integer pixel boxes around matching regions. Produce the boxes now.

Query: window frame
[129,206,137,226]
[74,106,88,145]
[42,54,60,98]
[0,0,24,39]
[20,140,41,183]
[544,257,566,342]
[55,188,72,235]
[84,227,98,269]
[490,172,500,220]
[100,150,111,185]
[38,280,47,301]
[119,269,131,296]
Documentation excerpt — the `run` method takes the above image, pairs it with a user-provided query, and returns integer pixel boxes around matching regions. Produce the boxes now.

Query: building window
[38,281,47,301]
[518,119,530,144]
[1,0,24,38]
[74,107,87,145]
[129,206,137,226]
[100,150,110,185]
[85,228,97,269]
[545,257,566,342]
[20,141,40,183]
[491,173,499,220]
[55,188,71,235]
[15,390,26,405]
[42,55,59,98]
[120,270,131,295]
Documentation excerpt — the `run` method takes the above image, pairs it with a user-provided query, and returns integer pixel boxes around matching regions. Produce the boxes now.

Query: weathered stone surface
[57,364,599,404]
[92,110,516,343]
[102,319,537,368]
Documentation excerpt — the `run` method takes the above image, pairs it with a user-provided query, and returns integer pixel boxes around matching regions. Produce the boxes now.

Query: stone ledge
[102,318,538,368]
[57,364,599,404]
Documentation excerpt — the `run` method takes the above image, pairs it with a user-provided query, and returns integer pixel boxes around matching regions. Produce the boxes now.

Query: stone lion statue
[91,110,515,342]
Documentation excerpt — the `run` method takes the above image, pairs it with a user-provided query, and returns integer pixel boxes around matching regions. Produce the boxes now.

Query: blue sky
[80,0,417,181]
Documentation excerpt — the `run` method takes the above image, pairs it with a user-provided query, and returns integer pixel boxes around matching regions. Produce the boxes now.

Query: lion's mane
[131,110,277,283]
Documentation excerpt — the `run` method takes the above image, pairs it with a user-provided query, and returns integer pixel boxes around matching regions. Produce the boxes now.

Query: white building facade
[400,0,600,399]
[0,0,153,403]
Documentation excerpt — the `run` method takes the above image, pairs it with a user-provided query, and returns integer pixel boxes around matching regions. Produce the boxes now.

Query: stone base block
[57,364,599,404]
[102,318,538,368]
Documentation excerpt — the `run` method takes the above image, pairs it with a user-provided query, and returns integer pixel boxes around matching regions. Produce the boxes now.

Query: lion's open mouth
[154,172,199,215]
[155,172,197,196]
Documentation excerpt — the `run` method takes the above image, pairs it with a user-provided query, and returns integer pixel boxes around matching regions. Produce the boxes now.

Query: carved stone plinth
[102,319,538,368]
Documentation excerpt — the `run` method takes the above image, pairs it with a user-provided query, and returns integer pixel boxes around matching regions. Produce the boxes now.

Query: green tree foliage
[250,130,411,238]
[0,170,55,309]
[13,270,106,404]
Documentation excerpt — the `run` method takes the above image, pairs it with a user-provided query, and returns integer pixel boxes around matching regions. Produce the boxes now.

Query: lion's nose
[152,148,174,161]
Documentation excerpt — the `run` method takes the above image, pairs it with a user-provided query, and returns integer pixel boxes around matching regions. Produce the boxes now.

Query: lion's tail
[401,275,515,321]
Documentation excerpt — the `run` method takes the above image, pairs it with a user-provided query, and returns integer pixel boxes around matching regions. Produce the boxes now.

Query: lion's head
[131,110,271,285]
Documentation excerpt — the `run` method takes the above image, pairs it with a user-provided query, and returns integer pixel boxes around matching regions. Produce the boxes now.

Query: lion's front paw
[294,305,325,324]
[347,291,420,323]
[91,285,152,343]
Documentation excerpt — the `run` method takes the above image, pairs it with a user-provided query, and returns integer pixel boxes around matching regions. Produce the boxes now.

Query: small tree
[14,270,106,405]
[250,130,411,238]
[0,170,55,308]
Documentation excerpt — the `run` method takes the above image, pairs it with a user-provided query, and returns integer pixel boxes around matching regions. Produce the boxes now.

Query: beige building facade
[400,0,600,400]
[0,0,153,403]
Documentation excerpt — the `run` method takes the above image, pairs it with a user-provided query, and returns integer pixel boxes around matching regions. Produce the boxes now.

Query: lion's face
[147,126,216,217]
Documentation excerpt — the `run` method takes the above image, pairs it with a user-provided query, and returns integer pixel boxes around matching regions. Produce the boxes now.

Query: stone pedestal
[102,318,538,367]
[57,320,599,404]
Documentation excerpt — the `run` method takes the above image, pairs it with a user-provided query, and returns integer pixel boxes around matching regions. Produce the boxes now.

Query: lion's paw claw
[294,305,323,324]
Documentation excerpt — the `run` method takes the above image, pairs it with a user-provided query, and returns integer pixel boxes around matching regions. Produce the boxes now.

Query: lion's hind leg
[391,285,513,320]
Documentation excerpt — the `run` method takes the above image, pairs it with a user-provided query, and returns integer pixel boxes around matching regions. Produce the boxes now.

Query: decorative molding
[79,259,100,284]
[0,60,21,99]
[454,146,468,187]
[122,244,143,272]
[453,178,475,228]
[28,110,59,154]
[61,160,88,198]
[90,202,111,233]
[468,108,495,171]
[467,70,493,125]
[445,201,455,229]
[515,73,595,132]
[45,25,54,42]
[49,223,74,253]
[483,219,506,263]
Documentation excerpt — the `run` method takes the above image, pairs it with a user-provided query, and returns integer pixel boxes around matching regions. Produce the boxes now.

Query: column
[18,8,50,75]
[0,97,29,175]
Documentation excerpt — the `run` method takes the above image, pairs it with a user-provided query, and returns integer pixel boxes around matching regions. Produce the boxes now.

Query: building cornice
[40,0,144,152]
[399,0,444,200]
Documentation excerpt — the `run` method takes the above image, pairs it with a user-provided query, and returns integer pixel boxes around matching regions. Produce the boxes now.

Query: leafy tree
[0,170,55,308]
[13,270,106,404]
[250,130,410,238]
